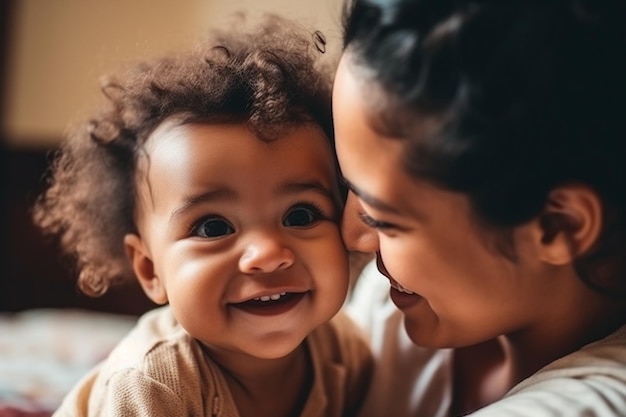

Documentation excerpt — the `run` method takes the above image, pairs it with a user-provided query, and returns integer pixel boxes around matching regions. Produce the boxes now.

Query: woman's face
[333,55,551,348]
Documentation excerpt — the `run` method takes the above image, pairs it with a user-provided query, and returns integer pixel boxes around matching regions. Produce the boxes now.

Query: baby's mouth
[231,292,307,316]
[252,292,287,302]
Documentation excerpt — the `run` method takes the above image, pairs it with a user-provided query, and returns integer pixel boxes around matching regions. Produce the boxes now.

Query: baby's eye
[283,204,324,227]
[191,217,234,238]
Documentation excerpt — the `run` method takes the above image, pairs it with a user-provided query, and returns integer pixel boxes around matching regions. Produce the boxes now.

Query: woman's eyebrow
[342,177,400,214]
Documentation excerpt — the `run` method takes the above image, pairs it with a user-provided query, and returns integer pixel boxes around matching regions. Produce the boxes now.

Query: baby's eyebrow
[169,188,236,223]
[278,181,336,201]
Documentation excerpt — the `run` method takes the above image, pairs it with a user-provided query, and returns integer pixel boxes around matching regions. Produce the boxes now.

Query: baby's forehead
[144,116,330,150]
[133,121,339,212]
[139,119,336,182]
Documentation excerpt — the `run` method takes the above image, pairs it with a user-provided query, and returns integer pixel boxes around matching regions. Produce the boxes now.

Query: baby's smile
[230,291,308,316]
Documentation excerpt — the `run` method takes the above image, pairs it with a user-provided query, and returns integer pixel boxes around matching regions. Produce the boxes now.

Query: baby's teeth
[253,292,288,302]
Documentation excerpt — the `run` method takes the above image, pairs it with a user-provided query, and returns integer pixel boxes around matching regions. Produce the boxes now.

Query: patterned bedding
[0,309,136,416]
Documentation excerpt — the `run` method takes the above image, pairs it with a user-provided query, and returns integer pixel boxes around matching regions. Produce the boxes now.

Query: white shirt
[346,260,626,417]
[345,261,452,417]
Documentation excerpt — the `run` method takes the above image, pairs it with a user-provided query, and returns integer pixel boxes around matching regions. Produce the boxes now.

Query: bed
[0,309,137,416]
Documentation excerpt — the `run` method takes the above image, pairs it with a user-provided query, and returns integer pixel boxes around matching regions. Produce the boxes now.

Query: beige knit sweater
[52,306,373,417]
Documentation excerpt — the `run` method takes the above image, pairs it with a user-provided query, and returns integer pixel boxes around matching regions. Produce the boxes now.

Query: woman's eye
[358,211,394,230]
[284,204,324,227]
[191,218,234,238]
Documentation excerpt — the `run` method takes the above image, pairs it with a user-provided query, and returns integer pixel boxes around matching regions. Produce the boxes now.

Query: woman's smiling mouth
[376,253,416,295]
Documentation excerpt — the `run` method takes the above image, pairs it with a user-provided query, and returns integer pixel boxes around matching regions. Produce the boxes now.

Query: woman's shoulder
[524,324,626,385]
[473,325,626,416]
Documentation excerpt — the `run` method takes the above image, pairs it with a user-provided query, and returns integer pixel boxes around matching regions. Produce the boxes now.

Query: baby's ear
[124,233,168,304]
[535,185,602,265]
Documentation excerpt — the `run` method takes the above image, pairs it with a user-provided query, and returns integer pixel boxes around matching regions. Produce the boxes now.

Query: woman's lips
[375,253,421,309]
[375,253,416,294]
[389,286,422,310]
[388,279,415,295]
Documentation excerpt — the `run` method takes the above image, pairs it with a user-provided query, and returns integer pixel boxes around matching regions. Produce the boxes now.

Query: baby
[34,15,372,417]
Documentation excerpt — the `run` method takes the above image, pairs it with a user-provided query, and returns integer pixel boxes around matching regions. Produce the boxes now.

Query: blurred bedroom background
[0,2,342,414]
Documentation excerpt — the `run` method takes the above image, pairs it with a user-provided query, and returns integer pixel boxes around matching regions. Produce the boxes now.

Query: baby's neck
[211,344,312,417]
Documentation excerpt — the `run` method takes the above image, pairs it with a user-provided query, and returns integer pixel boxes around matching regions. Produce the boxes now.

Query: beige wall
[1,0,343,148]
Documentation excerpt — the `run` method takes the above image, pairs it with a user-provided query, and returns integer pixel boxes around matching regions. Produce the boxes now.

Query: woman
[335,0,626,415]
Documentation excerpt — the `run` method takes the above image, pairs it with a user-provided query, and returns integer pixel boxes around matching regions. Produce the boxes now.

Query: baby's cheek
[325,241,351,296]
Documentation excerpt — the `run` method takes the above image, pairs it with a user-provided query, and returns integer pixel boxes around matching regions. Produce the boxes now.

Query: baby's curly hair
[33,15,335,297]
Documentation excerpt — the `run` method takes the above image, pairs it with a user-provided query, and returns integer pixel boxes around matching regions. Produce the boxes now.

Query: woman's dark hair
[343,0,626,293]
[33,15,335,296]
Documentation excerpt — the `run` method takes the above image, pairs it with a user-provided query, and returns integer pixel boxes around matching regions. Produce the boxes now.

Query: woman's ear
[535,185,602,265]
[124,233,168,305]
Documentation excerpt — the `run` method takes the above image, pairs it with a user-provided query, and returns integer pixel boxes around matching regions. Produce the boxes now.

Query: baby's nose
[239,232,295,273]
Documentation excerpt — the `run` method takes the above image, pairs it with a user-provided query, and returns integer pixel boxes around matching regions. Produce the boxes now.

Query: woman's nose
[239,231,295,273]
[341,192,379,253]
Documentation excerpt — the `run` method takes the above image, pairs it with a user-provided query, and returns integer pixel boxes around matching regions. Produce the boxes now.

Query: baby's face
[126,121,348,360]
